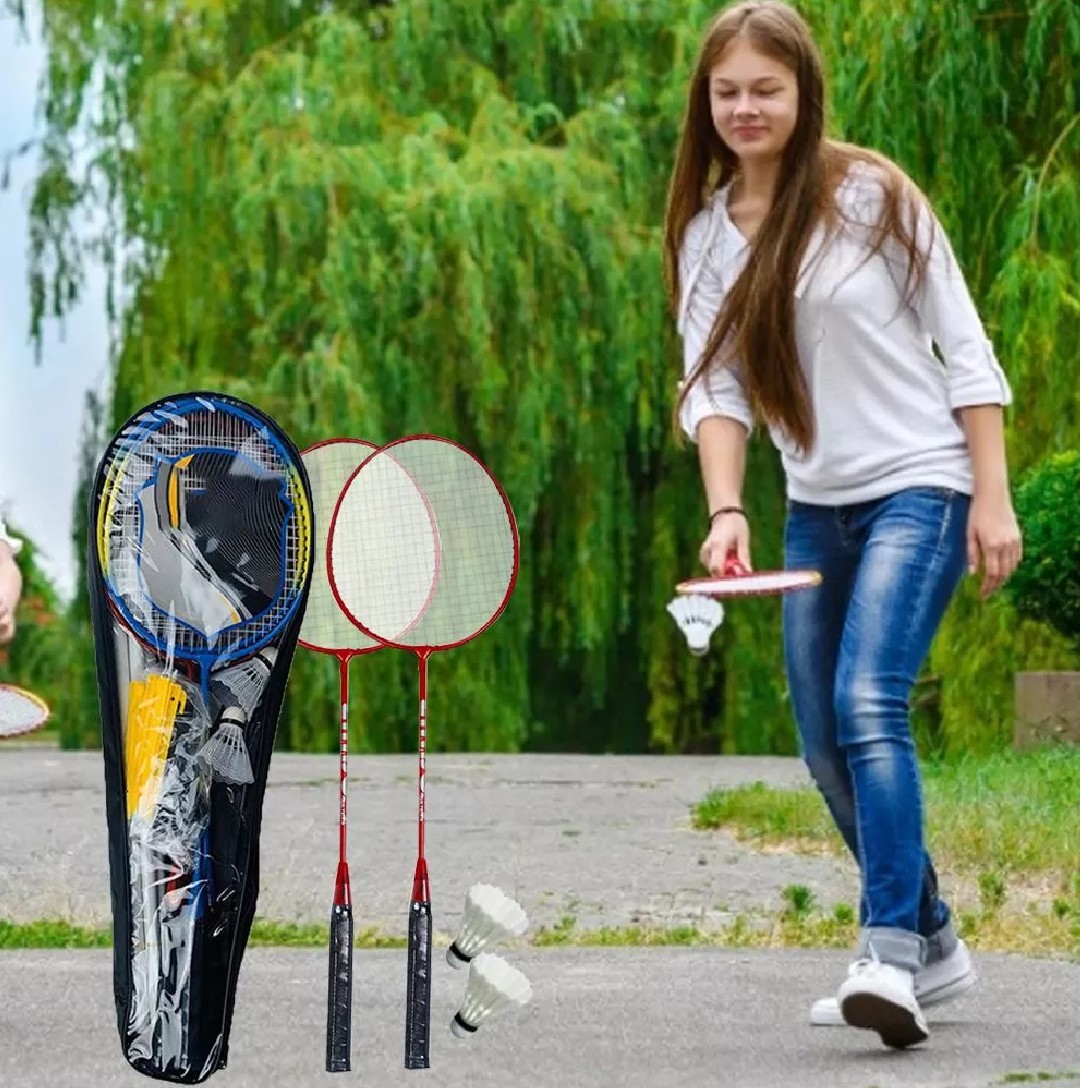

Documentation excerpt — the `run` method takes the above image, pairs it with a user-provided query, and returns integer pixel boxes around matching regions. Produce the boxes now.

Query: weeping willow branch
[11,0,1080,754]
[1031,110,1080,250]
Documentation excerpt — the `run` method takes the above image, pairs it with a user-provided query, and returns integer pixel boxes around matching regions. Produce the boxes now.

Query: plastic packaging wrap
[88,391,313,1083]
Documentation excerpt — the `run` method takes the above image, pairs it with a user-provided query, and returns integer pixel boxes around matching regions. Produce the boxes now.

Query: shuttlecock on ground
[197,706,254,784]
[447,884,529,969]
[666,594,724,656]
[450,952,532,1038]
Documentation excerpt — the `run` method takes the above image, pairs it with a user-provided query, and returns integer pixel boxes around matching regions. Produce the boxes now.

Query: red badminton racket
[678,552,821,598]
[298,438,384,1074]
[326,435,519,1070]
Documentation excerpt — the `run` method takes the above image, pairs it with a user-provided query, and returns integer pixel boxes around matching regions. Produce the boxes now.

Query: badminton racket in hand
[298,438,384,1074]
[679,551,821,598]
[0,684,50,739]
[327,435,518,1070]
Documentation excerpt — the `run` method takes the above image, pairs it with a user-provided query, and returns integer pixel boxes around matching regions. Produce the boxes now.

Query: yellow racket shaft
[125,673,187,821]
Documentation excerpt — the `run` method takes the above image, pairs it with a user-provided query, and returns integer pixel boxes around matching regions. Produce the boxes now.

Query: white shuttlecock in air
[447,884,529,969]
[666,594,724,656]
[450,952,532,1038]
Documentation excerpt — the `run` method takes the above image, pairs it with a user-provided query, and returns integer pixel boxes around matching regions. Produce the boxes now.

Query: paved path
[1,948,1079,1088]
[2,751,1079,1087]
[0,751,857,933]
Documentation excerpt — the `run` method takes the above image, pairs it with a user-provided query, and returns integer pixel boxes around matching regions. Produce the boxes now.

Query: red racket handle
[723,551,749,577]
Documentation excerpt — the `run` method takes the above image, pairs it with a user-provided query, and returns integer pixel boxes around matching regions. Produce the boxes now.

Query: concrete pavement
[0,751,856,932]
[2,947,1079,1088]
[1,750,1079,1086]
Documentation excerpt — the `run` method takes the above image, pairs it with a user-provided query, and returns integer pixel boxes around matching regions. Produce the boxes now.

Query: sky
[0,8,109,601]
[0,10,108,604]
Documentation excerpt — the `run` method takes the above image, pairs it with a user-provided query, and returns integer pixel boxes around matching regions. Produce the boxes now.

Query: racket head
[298,438,382,658]
[0,683,50,739]
[678,554,821,599]
[327,435,518,653]
[93,392,314,668]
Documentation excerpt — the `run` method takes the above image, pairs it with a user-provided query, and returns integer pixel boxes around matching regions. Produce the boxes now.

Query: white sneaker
[834,953,929,1049]
[810,938,975,1027]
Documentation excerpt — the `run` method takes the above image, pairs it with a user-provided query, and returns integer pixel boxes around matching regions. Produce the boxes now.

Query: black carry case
[87,391,313,1082]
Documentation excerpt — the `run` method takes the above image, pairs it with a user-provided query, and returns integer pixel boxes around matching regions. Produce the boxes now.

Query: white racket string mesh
[98,396,311,662]
[0,685,49,737]
[329,438,517,649]
[299,440,381,654]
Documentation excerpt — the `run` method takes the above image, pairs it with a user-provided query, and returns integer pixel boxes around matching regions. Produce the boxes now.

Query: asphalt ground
[1,750,1078,1087]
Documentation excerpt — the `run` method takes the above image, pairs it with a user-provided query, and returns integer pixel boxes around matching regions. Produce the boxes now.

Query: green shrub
[1005,451,1080,647]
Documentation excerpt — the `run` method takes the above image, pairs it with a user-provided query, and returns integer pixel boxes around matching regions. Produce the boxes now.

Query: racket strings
[329,452,438,643]
[182,462,291,615]
[102,401,310,659]
[330,440,516,648]
[298,441,381,654]
[0,685,50,736]
[409,456,515,642]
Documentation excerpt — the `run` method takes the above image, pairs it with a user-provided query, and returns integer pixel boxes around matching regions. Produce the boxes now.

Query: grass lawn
[690,745,1080,956]
[0,918,407,950]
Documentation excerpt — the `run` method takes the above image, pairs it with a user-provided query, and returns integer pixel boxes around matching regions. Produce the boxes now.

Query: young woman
[666,0,1021,1050]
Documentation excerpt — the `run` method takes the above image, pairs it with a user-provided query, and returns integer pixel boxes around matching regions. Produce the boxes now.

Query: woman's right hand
[699,512,752,577]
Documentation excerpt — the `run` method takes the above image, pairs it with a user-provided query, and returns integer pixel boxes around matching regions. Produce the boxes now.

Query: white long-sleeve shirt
[677,162,1012,505]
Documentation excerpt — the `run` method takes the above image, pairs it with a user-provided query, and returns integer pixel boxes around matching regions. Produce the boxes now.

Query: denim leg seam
[892,493,954,669]
[907,494,960,958]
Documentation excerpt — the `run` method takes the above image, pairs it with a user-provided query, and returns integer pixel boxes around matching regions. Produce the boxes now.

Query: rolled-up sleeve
[909,198,1013,411]
[677,211,753,442]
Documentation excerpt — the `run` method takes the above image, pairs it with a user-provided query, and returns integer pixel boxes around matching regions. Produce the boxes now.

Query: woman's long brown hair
[665,0,935,452]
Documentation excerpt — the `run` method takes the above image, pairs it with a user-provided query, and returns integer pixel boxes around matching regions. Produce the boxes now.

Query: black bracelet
[709,506,747,525]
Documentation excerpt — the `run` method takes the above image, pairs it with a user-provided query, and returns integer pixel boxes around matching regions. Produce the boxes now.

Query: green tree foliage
[4,0,1078,753]
[54,389,109,748]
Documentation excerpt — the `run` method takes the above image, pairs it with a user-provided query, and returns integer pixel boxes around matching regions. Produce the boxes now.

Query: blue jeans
[782,486,969,974]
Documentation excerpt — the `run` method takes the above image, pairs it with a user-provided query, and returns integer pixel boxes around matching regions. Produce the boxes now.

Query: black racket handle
[326,903,353,1072]
[404,901,432,1069]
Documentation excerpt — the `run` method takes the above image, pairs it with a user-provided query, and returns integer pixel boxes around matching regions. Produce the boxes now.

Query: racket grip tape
[326,903,353,1072]
[404,901,432,1069]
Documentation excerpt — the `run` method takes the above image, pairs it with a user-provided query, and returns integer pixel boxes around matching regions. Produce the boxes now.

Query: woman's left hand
[966,489,1023,599]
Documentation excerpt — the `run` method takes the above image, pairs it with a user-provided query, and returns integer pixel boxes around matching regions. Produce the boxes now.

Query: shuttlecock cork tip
[449,1012,478,1038]
[446,941,471,969]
